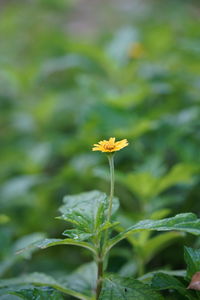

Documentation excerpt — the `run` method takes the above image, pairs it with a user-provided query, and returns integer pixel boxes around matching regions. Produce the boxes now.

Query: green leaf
[3,287,64,300]
[119,260,138,277]
[122,172,158,199]
[58,190,119,241]
[1,294,24,299]
[149,209,171,220]
[62,229,94,241]
[0,215,10,224]
[14,233,47,259]
[143,231,184,263]
[139,270,186,283]
[0,233,46,277]
[99,221,120,232]
[40,54,105,79]
[99,274,164,300]
[67,42,113,75]
[184,247,200,280]
[157,164,198,194]
[0,273,91,300]
[66,262,97,297]
[37,238,97,256]
[106,213,200,253]
[0,262,97,299]
[120,164,198,200]
[59,190,118,222]
[151,273,185,291]
[114,120,153,140]
[151,273,195,300]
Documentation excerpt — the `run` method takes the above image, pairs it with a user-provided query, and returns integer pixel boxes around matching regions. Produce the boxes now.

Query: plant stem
[101,154,115,253]
[95,154,115,299]
[96,259,103,299]
[138,257,145,277]
[107,154,115,222]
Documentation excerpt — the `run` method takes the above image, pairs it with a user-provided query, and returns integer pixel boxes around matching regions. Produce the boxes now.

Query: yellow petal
[109,137,115,144]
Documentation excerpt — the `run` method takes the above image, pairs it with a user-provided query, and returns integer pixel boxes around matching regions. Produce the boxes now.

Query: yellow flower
[92,137,128,152]
[128,42,145,59]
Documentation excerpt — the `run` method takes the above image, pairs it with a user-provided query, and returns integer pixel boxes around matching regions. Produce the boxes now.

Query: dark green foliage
[184,247,200,280]
[151,273,198,300]
[151,247,200,299]
[99,275,164,300]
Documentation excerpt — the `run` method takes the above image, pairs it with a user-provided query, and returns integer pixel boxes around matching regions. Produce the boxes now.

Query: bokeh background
[0,0,200,291]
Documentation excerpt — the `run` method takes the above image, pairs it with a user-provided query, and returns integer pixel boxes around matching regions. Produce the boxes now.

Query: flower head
[92,137,128,153]
[128,42,145,59]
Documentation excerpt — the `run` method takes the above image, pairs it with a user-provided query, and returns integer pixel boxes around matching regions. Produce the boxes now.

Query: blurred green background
[0,0,200,286]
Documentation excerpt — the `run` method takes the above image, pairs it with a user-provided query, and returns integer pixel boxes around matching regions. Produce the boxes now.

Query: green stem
[103,154,115,250]
[95,154,115,299]
[107,154,115,222]
[96,258,103,299]
[138,256,145,277]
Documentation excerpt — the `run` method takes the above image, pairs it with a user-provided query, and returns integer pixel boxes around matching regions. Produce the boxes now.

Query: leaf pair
[0,268,164,300]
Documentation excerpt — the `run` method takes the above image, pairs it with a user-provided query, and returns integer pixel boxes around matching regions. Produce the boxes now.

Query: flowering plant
[1,138,200,300]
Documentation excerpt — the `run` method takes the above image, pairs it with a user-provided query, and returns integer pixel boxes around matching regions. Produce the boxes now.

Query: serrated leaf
[1,262,97,299]
[62,221,119,241]
[0,273,90,300]
[58,190,119,241]
[59,190,118,222]
[106,213,200,253]
[99,274,164,300]
[4,287,64,300]
[184,247,200,280]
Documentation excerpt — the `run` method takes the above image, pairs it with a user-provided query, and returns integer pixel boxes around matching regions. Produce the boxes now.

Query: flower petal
[109,137,115,144]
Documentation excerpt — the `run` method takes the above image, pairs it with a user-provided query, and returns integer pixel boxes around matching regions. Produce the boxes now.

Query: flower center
[104,142,115,150]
